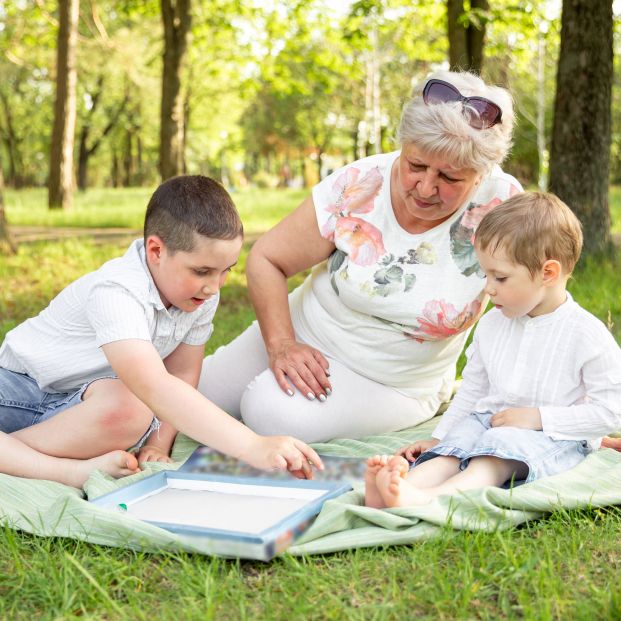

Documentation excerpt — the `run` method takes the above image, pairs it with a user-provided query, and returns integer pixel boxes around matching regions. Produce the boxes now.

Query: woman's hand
[395,438,439,462]
[268,338,332,401]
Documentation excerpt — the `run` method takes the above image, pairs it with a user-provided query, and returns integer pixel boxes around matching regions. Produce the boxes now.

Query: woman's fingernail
[318,394,327,402]
[325,388,332,395]
[306,392,315,400]
[325,371,331,377]
[287,389,294,396]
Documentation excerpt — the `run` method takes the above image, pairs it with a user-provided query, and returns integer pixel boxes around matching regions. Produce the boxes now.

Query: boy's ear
[145,235,166,265]
[541,259,562,284]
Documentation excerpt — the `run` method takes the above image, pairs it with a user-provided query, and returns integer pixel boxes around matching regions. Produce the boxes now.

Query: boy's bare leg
[366,454,461,508]
[401,454,462,489]
[377,455,528,508]
[11,379,153,459]
[364,455,389,508]
[0,432,140,488]
[601,436,621,452]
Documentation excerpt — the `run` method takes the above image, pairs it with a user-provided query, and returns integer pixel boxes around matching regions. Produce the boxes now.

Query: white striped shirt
[0,239,218,392]
[433,293,621,443]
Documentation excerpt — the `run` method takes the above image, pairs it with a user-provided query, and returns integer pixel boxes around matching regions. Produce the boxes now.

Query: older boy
[365,192,621,507]
[0,176,322,487]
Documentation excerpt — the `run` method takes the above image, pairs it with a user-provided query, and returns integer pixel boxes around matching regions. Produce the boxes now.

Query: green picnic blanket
[1,417,620,557]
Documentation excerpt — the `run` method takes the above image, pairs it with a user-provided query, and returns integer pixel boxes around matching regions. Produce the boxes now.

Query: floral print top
[288,151,522,398]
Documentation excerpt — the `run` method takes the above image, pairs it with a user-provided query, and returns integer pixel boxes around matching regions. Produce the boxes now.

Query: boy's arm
[136,343,204,462]
[536,339,621,441]
[102,339,323,476]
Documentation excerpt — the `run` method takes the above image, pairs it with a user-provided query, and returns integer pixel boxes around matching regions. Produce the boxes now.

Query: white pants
[198,322,440,443]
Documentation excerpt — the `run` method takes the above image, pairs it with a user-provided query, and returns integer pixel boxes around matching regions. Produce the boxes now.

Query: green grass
[4,186,307,234]
[1,188,621,619]
[1,508,620,619]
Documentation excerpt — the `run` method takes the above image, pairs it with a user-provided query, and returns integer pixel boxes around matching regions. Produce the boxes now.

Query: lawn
[0,187,620,619]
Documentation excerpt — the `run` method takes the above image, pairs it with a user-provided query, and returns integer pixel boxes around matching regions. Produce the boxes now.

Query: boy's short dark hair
[475,191,583,276]
[144,175,243,252]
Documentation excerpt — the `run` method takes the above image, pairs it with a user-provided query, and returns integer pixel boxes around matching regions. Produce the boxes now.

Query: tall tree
[548,0,613,257]
[159,0,191,181]
[447,0,488,73]
[48,0,79,209]
[0,164,16,255]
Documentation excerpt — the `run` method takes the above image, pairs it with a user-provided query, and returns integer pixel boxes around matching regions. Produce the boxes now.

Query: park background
[1,0,621,619]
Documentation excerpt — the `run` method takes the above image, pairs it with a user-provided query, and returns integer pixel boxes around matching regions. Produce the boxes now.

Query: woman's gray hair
[397,70,515,175]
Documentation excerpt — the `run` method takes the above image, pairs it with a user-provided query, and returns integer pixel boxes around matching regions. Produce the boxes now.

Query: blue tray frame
[91,470,351,560]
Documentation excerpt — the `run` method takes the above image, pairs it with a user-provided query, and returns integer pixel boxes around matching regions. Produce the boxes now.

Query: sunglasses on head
[422,79,502,130]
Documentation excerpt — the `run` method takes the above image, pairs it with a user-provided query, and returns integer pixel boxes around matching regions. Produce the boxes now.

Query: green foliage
[2,0,620,197]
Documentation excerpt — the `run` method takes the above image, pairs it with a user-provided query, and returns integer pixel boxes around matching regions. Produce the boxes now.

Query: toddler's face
[149,234,243,312]
[476,245,546,319]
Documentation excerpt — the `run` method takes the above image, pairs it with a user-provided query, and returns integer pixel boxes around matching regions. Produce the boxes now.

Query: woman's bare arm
[247,195,336,400]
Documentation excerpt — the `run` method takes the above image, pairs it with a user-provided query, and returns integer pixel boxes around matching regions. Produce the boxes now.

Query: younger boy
[0,175,322,488]
[365,192,621,507]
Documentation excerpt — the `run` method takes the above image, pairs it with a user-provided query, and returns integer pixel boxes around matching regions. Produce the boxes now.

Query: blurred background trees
[0,0,619,253]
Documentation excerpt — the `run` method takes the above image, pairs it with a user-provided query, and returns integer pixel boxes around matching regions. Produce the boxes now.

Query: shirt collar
[518,291,576,327]
[129,239,168,312]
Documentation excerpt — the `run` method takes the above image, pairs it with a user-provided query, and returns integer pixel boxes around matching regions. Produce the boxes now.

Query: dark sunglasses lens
[424,81,461,105]
[464,98,501,129]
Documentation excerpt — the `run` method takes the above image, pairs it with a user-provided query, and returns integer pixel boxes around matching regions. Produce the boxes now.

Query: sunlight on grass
[1,188,621,618]
[4,186,306,234]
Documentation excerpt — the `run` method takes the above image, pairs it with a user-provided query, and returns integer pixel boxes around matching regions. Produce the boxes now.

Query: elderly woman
[198,71,522,443]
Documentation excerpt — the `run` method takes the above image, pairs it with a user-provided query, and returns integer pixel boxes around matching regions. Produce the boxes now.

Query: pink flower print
[335,216,386,266]
[325,166,383,216]
[460,197,502,231]
[414,299,483,341]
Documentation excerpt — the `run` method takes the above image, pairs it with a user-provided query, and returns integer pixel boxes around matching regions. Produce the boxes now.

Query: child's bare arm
[136,343,205,463]
[101,339,323,476]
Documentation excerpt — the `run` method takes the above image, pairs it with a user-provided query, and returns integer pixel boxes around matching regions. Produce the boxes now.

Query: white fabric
[198,322,439,443]
[293,150,522,398]
[0,239,217,393]
[432,294,621,445]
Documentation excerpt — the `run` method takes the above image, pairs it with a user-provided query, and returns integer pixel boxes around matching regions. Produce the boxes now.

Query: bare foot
[67,450,140,488]
[602,436,621,452]
[364,455,389,508]
[376,456,431,508]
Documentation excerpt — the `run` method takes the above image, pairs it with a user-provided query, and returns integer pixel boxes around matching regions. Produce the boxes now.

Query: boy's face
[476,244,550,319]
[146,234,243,312]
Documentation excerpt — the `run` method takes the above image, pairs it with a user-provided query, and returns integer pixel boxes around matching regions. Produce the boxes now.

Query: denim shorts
[415,411,591,484]
[0,367,158,450]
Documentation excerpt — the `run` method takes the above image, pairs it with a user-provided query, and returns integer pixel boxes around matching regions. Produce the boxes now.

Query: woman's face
[392,143,481,231]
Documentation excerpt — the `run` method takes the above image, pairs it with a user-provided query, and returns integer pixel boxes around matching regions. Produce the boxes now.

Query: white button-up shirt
[0,239,218,392]
[433,294,621,443]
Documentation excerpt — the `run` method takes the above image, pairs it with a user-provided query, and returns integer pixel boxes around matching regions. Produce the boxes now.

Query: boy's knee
[86,380,153,442]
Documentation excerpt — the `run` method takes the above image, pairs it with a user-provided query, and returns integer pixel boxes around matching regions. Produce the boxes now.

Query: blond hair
[398,71,514,175]
[475,192,583,276]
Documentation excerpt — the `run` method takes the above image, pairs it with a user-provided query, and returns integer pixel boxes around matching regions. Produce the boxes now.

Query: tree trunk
[446,0,488,73]
[159,0,191,181]
[48,0,79,209]
[549,0,613,257]
[0,90,24,188]
[0,165,16,255]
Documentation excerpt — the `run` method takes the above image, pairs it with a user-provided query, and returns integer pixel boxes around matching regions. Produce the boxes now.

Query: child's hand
[135,445,173,464]
[244,436,324,480]
[395,438,439,462]
[491,407,542,430]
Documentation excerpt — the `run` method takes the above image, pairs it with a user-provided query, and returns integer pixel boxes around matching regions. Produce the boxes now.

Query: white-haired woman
[198,71,522,443]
